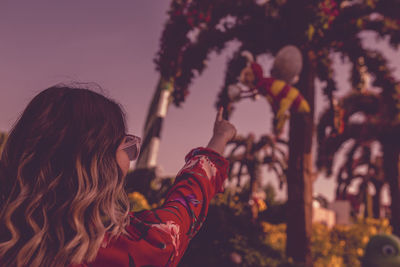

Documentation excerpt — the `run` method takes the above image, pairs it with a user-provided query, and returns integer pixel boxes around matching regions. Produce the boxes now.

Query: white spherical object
[271,45,303,84]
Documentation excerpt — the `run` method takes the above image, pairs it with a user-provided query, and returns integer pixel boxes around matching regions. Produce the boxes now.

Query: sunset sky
[1,0,399,201]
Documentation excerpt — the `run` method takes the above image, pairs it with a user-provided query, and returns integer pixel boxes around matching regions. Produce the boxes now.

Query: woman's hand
[206,107,237,155]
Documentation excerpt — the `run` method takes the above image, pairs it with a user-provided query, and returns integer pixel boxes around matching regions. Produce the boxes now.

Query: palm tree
[136,0,262,170]
[317,90,400,230]
[226,133,287,220]
[332,141,384,218]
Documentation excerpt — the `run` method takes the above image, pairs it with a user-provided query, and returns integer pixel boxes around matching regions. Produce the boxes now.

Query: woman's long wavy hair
[0,85,131,267]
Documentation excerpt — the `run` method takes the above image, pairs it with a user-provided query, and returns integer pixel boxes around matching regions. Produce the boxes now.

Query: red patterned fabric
[70,147,229,267]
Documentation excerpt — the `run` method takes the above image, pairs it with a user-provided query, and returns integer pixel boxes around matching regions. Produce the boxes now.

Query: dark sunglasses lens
[123,145,139,161]
[125,136,135,143]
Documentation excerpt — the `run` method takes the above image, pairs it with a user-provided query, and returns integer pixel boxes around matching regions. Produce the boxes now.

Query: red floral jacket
[72,147,229,267]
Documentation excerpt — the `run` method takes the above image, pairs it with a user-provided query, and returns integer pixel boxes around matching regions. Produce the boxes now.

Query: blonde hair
[0,86,130,267]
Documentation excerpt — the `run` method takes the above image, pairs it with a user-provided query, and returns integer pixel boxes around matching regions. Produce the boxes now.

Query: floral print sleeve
[76,147,229,267]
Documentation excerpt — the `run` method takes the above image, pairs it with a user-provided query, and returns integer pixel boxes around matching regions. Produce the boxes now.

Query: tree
[215,2,400,265]
[139,0,400,265]
[136,0,262,170]
[226,133,287,220]
[318,90,400,229]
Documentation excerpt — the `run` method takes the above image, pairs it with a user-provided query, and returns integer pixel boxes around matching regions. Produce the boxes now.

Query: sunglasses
[120,134,141,161]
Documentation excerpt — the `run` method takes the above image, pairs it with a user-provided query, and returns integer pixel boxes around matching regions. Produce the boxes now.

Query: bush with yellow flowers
[128,191,151,212]
[312,217,391,267]
[259,218,391,267]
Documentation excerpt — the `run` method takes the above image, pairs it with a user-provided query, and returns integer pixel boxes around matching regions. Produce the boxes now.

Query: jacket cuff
[185,147,227,163]
[185,147,229,185]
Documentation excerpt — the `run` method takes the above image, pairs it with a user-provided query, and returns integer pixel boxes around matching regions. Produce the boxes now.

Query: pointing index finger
[217,107,223,122]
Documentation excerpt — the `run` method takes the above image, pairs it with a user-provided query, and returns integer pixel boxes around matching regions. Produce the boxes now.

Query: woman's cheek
[116,150,130,177]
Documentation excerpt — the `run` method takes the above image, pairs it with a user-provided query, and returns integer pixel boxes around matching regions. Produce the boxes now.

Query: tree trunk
[0,132,7,156]
[372,181,383,219]
[382,141,400,235]
[286,51,315,267]
[358,181,373,218]
[248,160,262,221]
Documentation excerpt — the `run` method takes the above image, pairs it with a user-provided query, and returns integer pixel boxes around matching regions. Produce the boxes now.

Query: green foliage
[258,183,287,224]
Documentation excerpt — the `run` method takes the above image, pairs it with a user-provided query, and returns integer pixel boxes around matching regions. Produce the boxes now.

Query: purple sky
[1,1,399,202]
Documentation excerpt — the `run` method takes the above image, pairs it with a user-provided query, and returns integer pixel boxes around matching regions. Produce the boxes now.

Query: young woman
[0,85,236,267]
